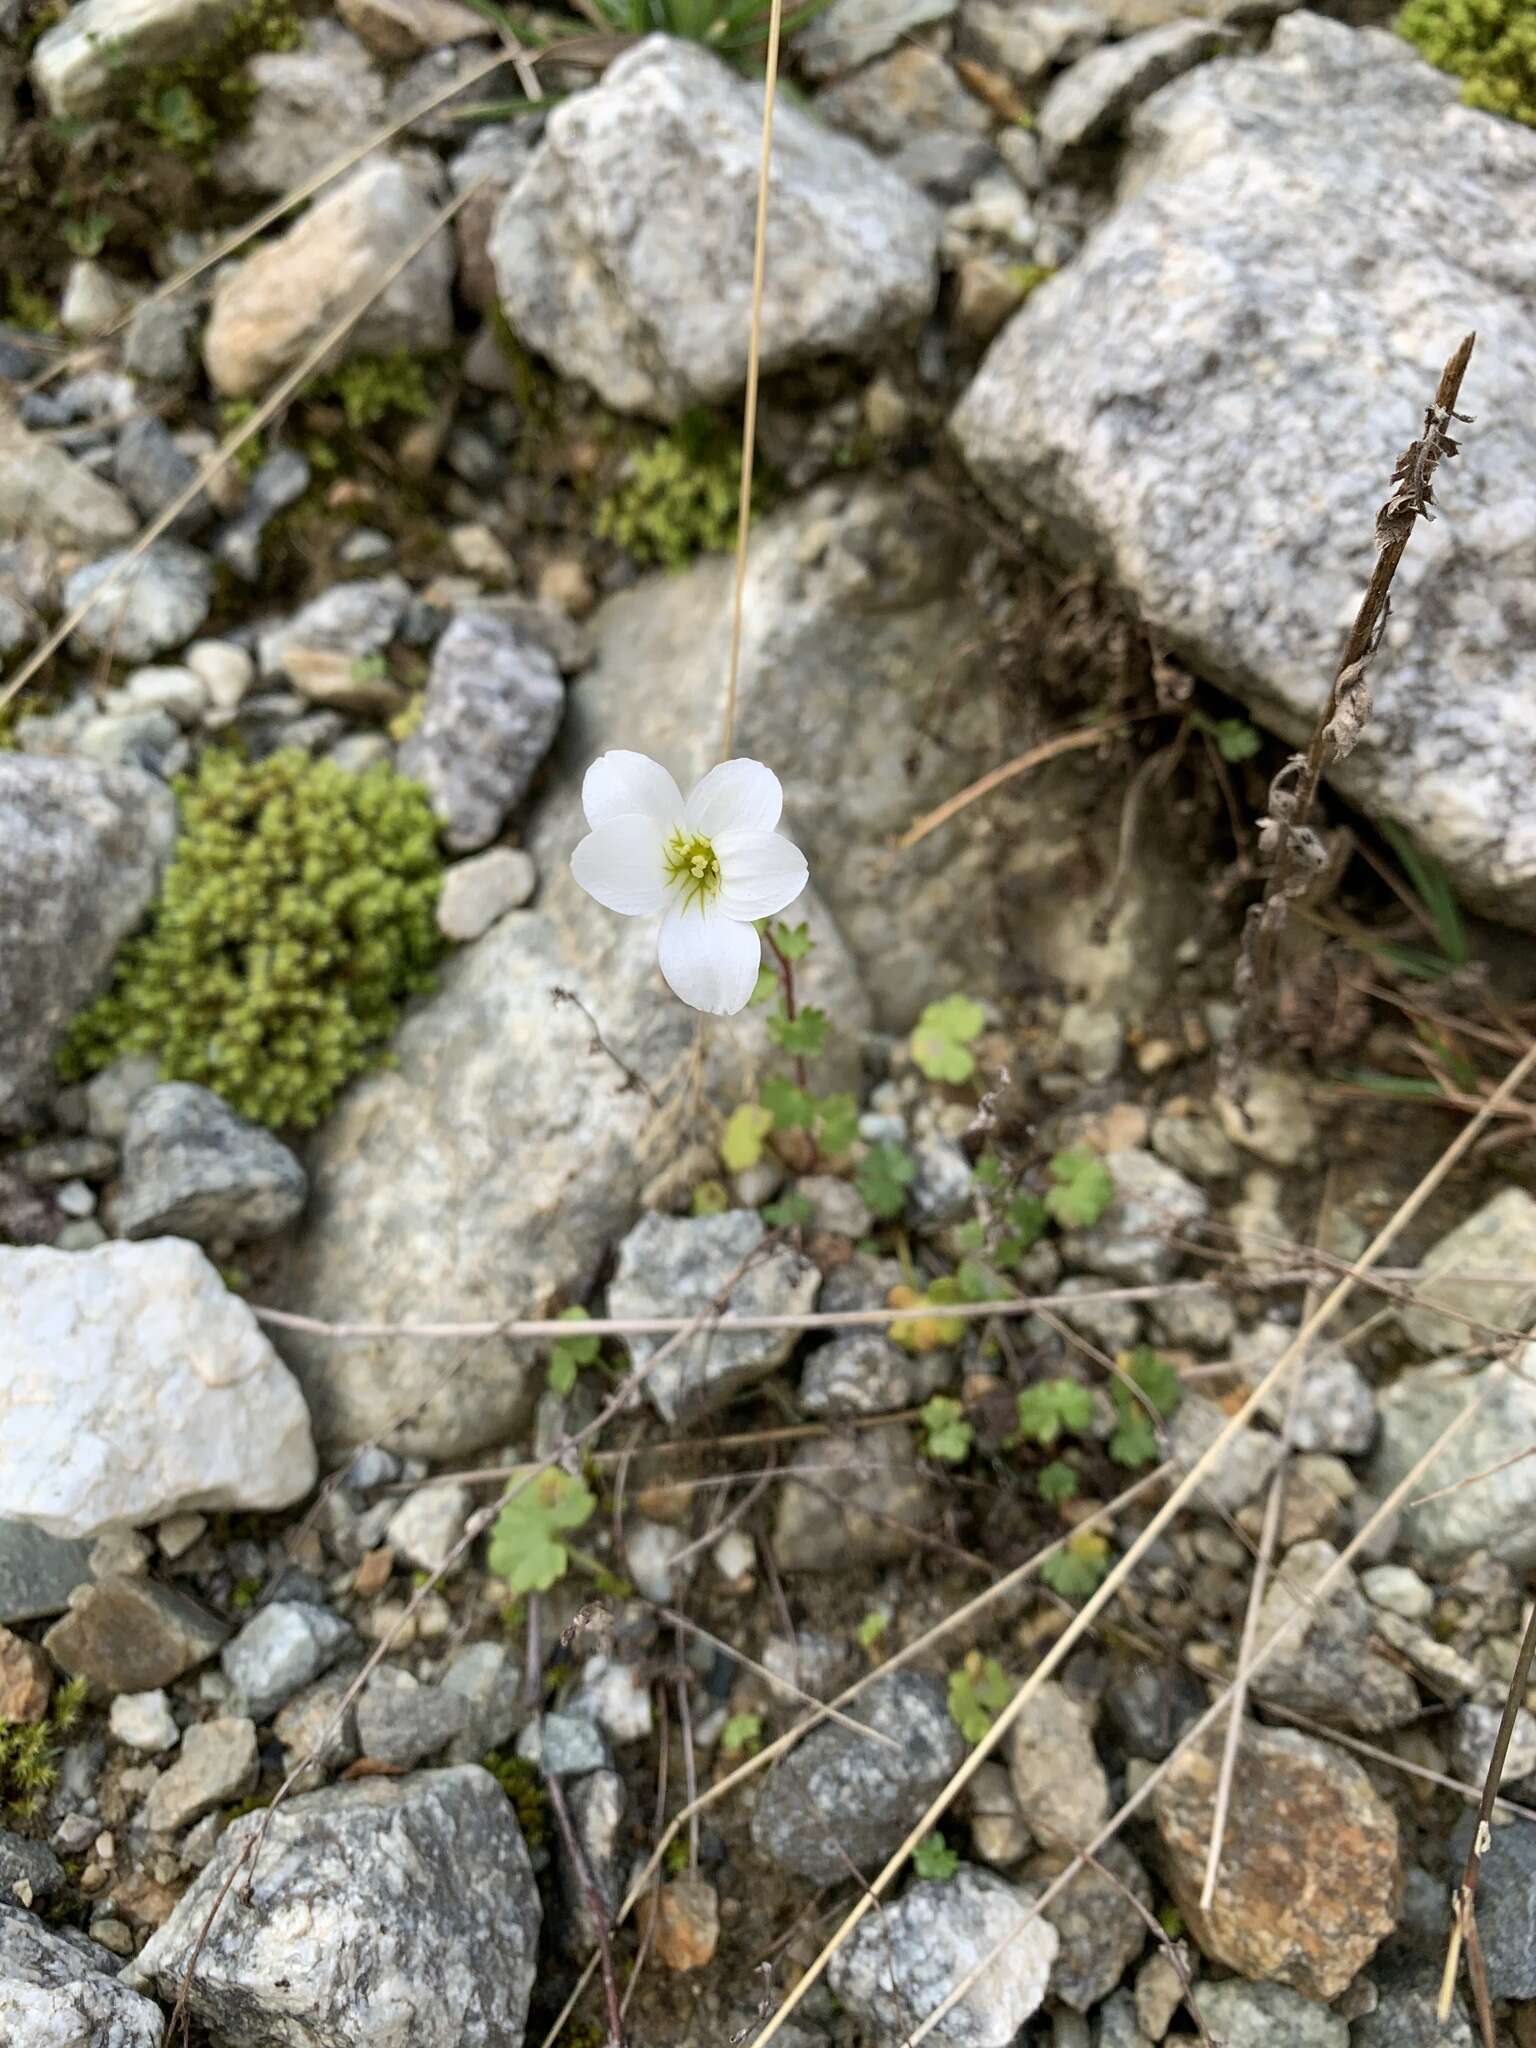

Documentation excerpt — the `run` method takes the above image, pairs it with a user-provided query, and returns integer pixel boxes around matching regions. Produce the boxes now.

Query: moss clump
[596,410,765,569]
[1,1676,88,1821]
[62,747,446,1131]
[1398,0,1536,124]
[482,1751,549,1851]
[303,352,438,437]
[129,0,303,162]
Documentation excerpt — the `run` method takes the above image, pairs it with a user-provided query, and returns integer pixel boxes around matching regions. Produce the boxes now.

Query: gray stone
[828,1864,1057,2046]
[909,1134,976,1227]
[0,402,136,550]
[1150,1114,1241,1184]
[0,1901,164,2046]
[624,1518,694,1604]
[1450,1702,1536,1790]
[0,1240,317,1538]
[799,1330,945,1416]
[385,1483,472,1573]
[0,1521,90,1625]
[64,542,213,663]
[958,0,1104,87]
[85,1055,163,1142]
[1197,1979,1347,2048]
[750,1672,965,1881]
[124,664,209,725]
[518,1709,610,1779]
[492,36,939,420]
[1051,1275,1142,1355]
[772,1421,941,1570]
[611,1209,820,1424]
[79,706,189,779]
[222,1602,356,1722]
[113,416,210,535]
[1243,1325,1377,1455]
[1034,1838,1150,2010]
[1060,1148,1208,1285]
[273,1662,363,1784]
[45,1576,227,1693]
[356,1665,471,1767]
[761,1631,858,1706]
[214,23,386,196]
[1008,1679,1108,1847]
[555,1768,625,1952]
[31,0,243,115]
[144,1716,259,1832]
[822,41,992,153]
[0,1827,64,1903]
[953,15,1536,929]
[1249,1540,1420,1734]
[1147,1287,1234,1353]
[114,1082,308,1243]
[109,1690,180,1755]
[1102,1661,1206,1763]
[1038,20,1234,160]
[127,1767,541,2047]
[1353,1956,1473,2048]
[1371,1360,1536,1568]
[1167,1392,1282,1513]
[441,1641,523,1762]
[892,130,1001,203]
[205,156,454,399]
[124,297,199,385]
[1216,1071,1318,1169]
[796,0,957,79]
[1397,1188,1536,1355]
[216,446,313,584]
[259,574,410,684]
[0,756,175,1131]
[436,846,536,939]
[1361,1565,1433,1622]
[397,609,565,850]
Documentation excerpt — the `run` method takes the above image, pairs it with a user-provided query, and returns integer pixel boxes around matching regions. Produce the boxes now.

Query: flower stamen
[664,829,721,911]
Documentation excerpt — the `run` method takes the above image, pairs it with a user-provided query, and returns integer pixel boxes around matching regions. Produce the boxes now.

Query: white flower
[570,751,809,1015]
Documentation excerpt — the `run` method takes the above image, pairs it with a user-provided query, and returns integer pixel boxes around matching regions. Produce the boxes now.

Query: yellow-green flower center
[664,828,721,910]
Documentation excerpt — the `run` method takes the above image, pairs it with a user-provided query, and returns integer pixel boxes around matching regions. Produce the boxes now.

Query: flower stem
[763,926,809,1093]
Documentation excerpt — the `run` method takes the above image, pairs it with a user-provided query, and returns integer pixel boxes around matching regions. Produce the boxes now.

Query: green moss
[3,274,59,333]
[0,1676,89,1821]
[596,409,766,569]
[1398,0,1536,124]
[61,747,446,1131]
[128,0,302,162]
[482,1751,549,1851]
[302,352,438,437]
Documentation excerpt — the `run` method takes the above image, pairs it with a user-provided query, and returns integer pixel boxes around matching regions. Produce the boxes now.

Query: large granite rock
[492,34,940,419]
[127,1767,540,2047]
[0,1903,164,2046]
[952,13,1536,927]
[0,755,176,1131]
[0,1239,317,1538]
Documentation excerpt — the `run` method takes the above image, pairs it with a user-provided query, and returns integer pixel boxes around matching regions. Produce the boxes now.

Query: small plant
[0,1676,88,1819]
[1012,1377,1094,1449]
[912,1831,960,1881]
[889,1259,998,1355]
[483,1750,549,1850]
[911,994,985,1084]
[1108,1346,1182,1468]
[60,210,111,258]
[128,0,303,163]
[1041,1528,1111,1600]
[578,0,830,64]
[61,748,445,1130]
[857,1609,889,1651]
[721,1102,774,1172]
[1397,0,1536,125]
[1043,1147,1115,1229]
[948,1653,1012,1744]
[919,1395,973,1464]
[487,1470,598,1594]
[1037,1458,1080,1506]
[720,1711,763,1757]
[547,1307,601,1397]
[596,411,764,568]
[856,1138,916,1221]
[303,351,437,436]
[1190,709,1262,763]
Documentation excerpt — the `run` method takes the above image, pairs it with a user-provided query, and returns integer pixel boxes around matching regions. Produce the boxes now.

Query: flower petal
[570,817,670,916]
[713,827,809,922]
[684,758,782,838]
[582,750,684,832]
[657,901,762,1015]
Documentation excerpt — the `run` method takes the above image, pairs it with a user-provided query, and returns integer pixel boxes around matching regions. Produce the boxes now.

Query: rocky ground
[2,0,1536,2043]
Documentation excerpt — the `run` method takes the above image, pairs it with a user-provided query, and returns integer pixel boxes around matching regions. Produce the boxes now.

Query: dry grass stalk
[745,1034,1536,2047]
[895,718,1137,853]
[1233,332,1477,1056]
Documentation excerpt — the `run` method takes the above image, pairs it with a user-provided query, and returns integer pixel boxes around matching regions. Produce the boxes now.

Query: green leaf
[721,1711,763,1757]
[947,1656,1013,1744]
[547,1350,577,1395]
[1038,1458,1080,1506]
[814,1092,859,1157]
[856,1139,915,1221]
[954,1258,1004,1303]
[487,1471,597,1594]
[768,1006,830,1057]
[772,921,812,960]
[1014,1378,1095,1447]
[1041,1529,1111,1600]
[912,1832,960,1882]
[1004,1193,1049,1250]
[691,1178,729,1217]
[1108,1406,1159,1469]
[857,1609,889,1649]
[1124,1345,1182,1419]
[910,994,986,1084]
[762,1190,815,1229]
[920,1395,974,1464]
[974,1150,1004,1190]
[722,1101,774,1172]
[761,1075,816,1131]
[1044,1148,1115,1229]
